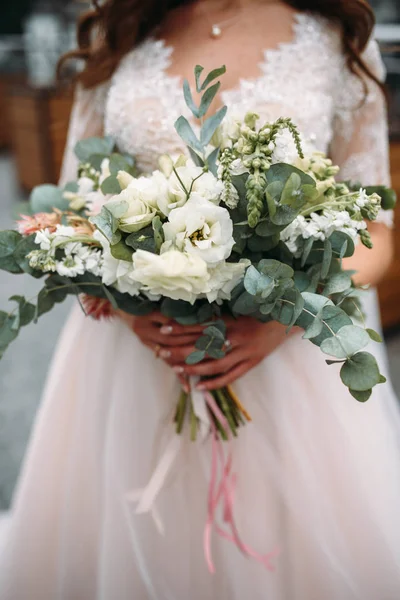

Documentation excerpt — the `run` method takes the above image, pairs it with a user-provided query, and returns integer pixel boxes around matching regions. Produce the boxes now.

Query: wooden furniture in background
[7,83,74,190]
[378,142,400,330]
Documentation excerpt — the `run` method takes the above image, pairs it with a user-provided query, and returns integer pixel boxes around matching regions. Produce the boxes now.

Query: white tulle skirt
[1,290,400,599]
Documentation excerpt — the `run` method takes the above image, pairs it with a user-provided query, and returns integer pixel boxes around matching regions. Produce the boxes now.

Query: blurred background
[0,0,399,509]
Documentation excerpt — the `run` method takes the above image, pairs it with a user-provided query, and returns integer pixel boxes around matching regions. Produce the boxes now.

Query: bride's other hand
[162,317,291,391]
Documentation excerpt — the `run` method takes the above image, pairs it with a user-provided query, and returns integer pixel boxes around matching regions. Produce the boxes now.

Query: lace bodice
[60,12,392,225]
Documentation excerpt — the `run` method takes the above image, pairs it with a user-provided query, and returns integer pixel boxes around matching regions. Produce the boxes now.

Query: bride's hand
[160,316,291,391]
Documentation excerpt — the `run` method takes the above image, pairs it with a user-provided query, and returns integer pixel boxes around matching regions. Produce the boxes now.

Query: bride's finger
[196,360,252,391]
[182,349,242,378]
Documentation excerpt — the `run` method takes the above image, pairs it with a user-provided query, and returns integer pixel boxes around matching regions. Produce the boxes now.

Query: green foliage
[90,206,122,246]
[74,136,115,163]
[186,320,227,364]
[30,185,69,214]
[340,352,381,392]
[0,230,24,274]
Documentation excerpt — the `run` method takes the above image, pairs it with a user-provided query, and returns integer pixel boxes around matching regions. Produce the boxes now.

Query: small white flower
[55,255,85,278]
[162,196,235,265]
[34,229,52,251]
[131,249,210,304]
[356,188,369,208]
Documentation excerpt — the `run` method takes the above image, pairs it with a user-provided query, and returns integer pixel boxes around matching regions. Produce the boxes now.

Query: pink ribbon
[204,392,278,574]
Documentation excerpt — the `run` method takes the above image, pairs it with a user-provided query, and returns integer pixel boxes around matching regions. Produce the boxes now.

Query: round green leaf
[366,328,383,343]
[349,388,372,402]
[340,352,381,391]
[0,230,21,258]
[320,325,370,359]
[30,184,69,213]
[186,350,206,365]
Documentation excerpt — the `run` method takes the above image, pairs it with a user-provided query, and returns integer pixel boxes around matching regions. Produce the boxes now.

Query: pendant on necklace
[211,24,222,39]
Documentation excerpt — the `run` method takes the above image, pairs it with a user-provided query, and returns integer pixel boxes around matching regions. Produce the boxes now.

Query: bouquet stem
[174,385,251,440]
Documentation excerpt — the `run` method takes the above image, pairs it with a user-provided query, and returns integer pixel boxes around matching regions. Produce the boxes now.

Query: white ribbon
[126,433,183,530]
[190,376,211,440]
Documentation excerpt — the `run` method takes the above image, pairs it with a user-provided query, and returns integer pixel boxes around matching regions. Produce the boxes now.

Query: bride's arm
[329,38,394,287]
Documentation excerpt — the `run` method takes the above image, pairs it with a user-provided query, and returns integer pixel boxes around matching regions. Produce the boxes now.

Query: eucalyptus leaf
[109,153,134,175]
[13,234,44,278]
[110,239,134,261]
[194,65,204,93]
[152,216,164,253]
[233,291,259,315]
[188,147,206,168]
[340,352,381,391]
[200,106,227,146]
[302,313,324,339]
[126,228,156,253]
[321,239,332,279]
[301,236,315,267]
[323,272,352,296]
[329,231,355,258]
[174,116,204,154]
[271,205,298,226]
[186,350,206,365]
[258,259,294,280]
[248,233,280,252]
[183,79,200,118]
[206,147,220,177]
[200,65,226,91]
[100,176,121,195]
[320,324,370,359]
[30,184,69,214]
[349,388,372,402]
[281,172,302,205]
[198,82,220,118]
[9,296,36,328]
[366,328,382,343]
[74,136,115,162]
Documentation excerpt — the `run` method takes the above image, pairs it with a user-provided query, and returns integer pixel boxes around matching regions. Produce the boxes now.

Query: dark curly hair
[59,0,383,93]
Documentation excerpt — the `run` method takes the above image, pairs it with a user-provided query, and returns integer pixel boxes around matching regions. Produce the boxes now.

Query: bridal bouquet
[0,64,396,569]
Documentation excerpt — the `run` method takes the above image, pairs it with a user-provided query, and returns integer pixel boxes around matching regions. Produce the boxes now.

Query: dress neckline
[143,12,320,104]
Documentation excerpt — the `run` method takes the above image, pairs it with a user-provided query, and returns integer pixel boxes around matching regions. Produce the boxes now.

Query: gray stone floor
[0,155,400,510]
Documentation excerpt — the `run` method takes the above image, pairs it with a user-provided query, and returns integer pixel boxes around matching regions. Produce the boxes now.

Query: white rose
[158,165,223,216]
[162,196,235,265]
[106,177,160,233]
[131,249,209,304]
[204,260,250,303]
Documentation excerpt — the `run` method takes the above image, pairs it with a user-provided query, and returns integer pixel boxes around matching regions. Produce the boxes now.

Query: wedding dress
[1,13,400,600]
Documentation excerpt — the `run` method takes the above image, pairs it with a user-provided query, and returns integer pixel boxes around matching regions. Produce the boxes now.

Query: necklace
[198,2,243,39]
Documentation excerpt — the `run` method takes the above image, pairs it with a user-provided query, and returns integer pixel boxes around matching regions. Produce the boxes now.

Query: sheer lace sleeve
[59,82,109,186]
[330,39,393,227]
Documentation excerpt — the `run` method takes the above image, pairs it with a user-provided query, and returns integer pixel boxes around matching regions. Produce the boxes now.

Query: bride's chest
[104,14,342,173]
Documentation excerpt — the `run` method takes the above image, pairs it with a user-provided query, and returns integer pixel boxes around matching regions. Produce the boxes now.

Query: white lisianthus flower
[131,249,209,304]
[271,129,303,164]
[106,176,161,233]
[93,231,139,296]
[204,260,250,303]
[158,165,223,216]
[162,195,235,265]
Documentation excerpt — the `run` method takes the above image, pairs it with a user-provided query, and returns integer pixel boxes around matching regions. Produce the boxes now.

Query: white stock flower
[219,114,242,149]
[158,165,223,216]
[281,209,366,256]
[204,260,250,303]
[356,188,369,208]
[131,249,209,304]
[162,196,235,265]
[271,129,302,164]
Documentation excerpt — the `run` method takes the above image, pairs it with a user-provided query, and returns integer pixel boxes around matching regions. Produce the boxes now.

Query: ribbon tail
[134,434,183,515]
[190,376,211,440]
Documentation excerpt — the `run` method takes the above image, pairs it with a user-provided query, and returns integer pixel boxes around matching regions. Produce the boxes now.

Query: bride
[1,0,400,598]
